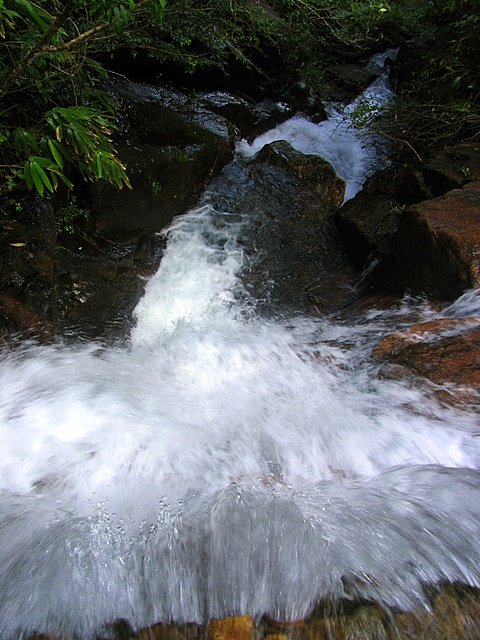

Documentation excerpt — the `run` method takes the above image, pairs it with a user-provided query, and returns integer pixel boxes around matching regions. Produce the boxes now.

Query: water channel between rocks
[1,51,480,639]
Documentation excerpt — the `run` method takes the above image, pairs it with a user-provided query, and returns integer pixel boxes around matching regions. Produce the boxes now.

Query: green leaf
[23,160,33,189]
[30,155,55,169]
[56,172,74,190]
[14,0,51,32]
[13,128,38,156]
[48,139,64,169]
[29,161,45,195]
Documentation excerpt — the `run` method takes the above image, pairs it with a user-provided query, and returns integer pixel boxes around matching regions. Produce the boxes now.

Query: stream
[1,53,480,639]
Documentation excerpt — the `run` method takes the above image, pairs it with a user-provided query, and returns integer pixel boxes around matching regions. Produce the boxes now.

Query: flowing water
[1,56,480,639]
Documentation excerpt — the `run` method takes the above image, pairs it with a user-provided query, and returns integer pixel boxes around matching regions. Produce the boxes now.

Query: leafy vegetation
[56,195,91,234]
[0,0,166,195]
[394,0,480,155]
[0,0,478,199]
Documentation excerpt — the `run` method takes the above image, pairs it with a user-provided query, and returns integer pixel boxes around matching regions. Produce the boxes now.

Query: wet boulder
[0,194,56,339]
[421,141,480,197]
[335,143,480,296]
[372,318,480,405]
[325,62,379,102]
[335,169,404,279]
[253,140,345,209]
[390,175,480,299]
[84,81,236,240]
[205,140,356,314]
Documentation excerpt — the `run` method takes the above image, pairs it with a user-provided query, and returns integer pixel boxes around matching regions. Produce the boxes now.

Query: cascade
[1,51,480,639]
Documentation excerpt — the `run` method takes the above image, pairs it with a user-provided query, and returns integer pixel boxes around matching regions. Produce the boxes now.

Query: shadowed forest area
[0,0,478,201]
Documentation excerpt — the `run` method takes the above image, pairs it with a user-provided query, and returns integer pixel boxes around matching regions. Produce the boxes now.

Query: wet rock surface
[0,195,56,341]
[335,142,480,298]
[372,317,480,405]
[204,140,358,315]
[86,81,236,239]
[391,175,480,299]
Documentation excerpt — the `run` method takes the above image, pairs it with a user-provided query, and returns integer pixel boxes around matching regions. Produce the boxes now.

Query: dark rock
[394,170,433,206]
[0,194,56,339]
[254,140,345,209]
[335,180,400,270]
[85,84,235,239]
[334,169,409,292]
[422,142,480,196]
[205,141,356,314]
[137,621,205,640]
[53,230,165,341]
[324,62,378,102]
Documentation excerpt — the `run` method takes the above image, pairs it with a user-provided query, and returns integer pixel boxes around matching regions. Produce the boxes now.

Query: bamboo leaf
[30,155,55,169]
[29,162,45,195]
[57,172,74,190]
[34,163,54,192]
[48,139,64,169]
[23,160,33,189]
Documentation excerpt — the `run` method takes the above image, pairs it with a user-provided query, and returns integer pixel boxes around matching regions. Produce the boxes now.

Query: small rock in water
[208,616,253,640]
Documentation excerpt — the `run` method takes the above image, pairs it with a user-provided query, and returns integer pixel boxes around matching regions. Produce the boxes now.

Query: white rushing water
[238,49,397,201]
[1,52,480,638]
[1,201,480,639]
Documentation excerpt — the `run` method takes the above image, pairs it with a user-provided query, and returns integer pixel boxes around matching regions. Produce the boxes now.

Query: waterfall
[238,48,397,202]
[1,51,480,640]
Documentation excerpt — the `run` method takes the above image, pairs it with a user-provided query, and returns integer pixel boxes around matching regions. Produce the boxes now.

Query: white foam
[1,55,480,636]
[237,74,394,202]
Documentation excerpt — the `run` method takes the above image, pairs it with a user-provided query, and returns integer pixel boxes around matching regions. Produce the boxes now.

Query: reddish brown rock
[391,176,480,299]
[208,615,253,640]
[372,318,480,359]
[372,319,480,402]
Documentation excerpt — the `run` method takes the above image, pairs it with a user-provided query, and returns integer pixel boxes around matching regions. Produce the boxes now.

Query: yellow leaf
[9,242,26,247]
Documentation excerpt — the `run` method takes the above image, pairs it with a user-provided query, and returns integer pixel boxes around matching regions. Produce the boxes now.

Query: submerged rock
[208,616,253,640]
[120,586,480,640]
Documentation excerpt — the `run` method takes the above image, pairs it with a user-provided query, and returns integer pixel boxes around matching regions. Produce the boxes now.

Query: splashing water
[1,199,480,639]
[237,49,397,201]
[2,52,480,637]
